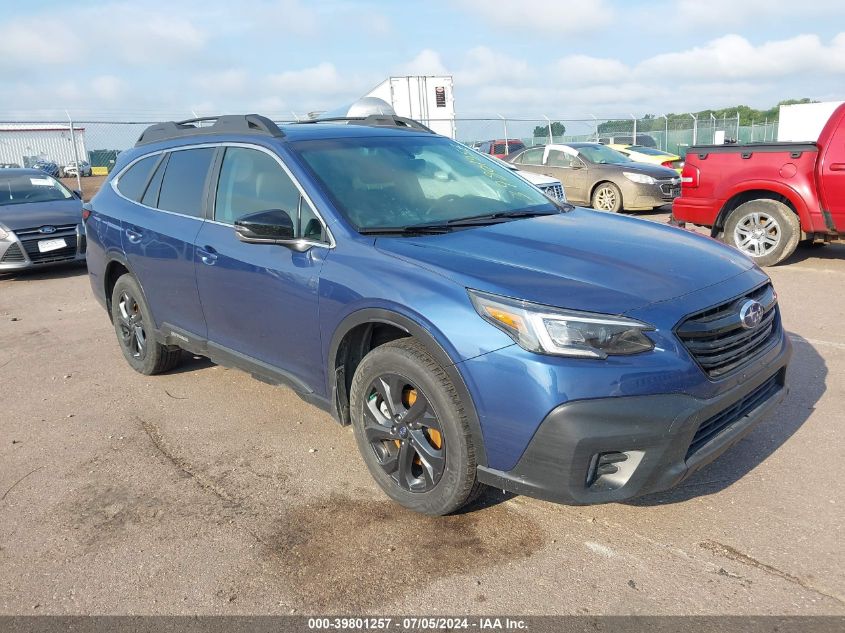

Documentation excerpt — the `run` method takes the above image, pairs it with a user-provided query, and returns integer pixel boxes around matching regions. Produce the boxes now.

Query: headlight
[468,289,654,359]
[0,226,9,240]
[623,172,655,185]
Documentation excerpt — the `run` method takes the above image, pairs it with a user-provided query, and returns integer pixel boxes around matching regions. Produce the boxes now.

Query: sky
[1,0,844,124]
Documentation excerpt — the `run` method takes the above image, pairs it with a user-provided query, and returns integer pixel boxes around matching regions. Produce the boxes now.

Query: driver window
[546,150,574,168]
[215,147,300,227]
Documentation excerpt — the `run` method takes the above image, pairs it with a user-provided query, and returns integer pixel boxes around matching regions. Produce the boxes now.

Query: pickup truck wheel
[592,182,623,212]
[350,338,484,515]
[724,199,800,267]
[110,274,182,375]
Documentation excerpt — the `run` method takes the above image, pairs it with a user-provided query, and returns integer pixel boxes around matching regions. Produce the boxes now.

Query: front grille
[539,183,565,201]
[1,242,25,263]
[14,223,78,237]
[686,372,783,459]
[676,283,780,379]
[21,235,79,264]
[659,181,681,198]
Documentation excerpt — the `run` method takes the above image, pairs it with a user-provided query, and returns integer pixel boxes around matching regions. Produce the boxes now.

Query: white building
[0,124,87,167]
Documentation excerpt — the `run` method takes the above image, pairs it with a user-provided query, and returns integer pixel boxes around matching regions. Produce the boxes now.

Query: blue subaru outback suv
[84,111,791,515]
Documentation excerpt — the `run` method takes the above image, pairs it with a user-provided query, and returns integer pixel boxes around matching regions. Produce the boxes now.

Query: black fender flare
[328,308,488,468]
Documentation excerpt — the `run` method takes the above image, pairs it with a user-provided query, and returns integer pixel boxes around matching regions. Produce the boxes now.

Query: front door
[543,148,589,204]
[194,145,331,393]
[820,124,845,231]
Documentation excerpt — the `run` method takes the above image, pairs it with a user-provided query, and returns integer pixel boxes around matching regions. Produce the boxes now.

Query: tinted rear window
[493,142,524,154]
[157,148,214,217]
[116,155,157,201]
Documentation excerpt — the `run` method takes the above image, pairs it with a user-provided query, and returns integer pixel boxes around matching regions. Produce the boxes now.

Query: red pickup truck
[672,102,845,266]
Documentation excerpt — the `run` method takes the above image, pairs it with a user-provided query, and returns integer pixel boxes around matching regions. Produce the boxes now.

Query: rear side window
[116,155,157,201]
[141,154,169,207]
[517,147,544,165]
[157,148,215,217]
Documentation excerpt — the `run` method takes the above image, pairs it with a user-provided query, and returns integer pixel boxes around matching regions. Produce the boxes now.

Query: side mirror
[570,161,584,170]
[234,209,310,251]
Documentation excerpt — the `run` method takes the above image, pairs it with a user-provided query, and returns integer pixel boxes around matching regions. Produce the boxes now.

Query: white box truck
[778,101,845,142]
[363,76,456,139]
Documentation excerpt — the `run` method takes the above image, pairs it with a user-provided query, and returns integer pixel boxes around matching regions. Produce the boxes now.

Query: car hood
[0,198,83,231]
[597,161,678,180]
[376,208,755,316]
[517,169,559,186]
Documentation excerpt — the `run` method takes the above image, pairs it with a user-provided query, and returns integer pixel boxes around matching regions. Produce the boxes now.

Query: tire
[723,199,800,267]
[110,274,182,375]
[350,338,484,515]
[592,182,623,212]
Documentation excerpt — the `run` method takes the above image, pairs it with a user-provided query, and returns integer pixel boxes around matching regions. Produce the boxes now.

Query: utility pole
[543,115,553,144]
[65,110,82,193]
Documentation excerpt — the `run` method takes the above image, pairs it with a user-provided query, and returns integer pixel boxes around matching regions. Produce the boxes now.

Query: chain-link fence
[0,113,780,195]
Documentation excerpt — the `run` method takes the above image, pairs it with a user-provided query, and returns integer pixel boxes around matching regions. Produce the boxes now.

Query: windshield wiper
[357,225,453,235]
[442,208,562,226]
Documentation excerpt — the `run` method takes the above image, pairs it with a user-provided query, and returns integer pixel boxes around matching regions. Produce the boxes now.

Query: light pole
[631,114,637,144]
[689,113,698,146]
[65,110,82,193]
[543,115,553,144]
[661,114,668,151]
[590,114,598,140]
[497,114,508,155]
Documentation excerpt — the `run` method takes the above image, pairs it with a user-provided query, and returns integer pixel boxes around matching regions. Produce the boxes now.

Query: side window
[517,147,544,165]
[299,199,325,241]
[215,147,320,240]
[546,150,575,168]
[141,154,169,207]
[157,148,215,217]
[116,155,157,201]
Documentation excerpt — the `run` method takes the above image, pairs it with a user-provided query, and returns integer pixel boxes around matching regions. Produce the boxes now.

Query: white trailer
[778,101,845,142]
[0,124,86,168]
[363,76,456,138]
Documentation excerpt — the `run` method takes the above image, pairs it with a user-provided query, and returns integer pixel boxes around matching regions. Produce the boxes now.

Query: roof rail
[135,114,284,146]
[297,114,435,134]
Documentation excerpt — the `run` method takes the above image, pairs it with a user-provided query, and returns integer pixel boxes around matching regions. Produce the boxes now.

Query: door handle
[197,245,218,266]
[125,228,142,244]
[830,163,845,172]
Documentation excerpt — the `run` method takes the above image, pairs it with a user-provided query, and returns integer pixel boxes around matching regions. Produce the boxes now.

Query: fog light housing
[586,450,644,491]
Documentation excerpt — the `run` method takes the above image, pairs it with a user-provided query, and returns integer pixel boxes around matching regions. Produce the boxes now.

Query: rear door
[117,146,213,338]
[194,145,330,392]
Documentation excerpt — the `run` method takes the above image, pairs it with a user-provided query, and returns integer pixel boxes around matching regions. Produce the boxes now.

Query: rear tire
[592,182,623,212]
[110,274,182,375]
[350,338,484,515]
[723,199,800,267]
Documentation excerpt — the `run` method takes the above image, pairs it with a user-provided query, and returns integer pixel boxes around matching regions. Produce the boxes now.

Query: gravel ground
[1,207,843,615]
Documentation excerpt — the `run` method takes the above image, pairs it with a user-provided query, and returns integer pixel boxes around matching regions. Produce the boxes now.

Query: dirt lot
[1,200,844,615]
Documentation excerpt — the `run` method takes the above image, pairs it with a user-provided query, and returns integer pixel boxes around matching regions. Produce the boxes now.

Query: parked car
[62,160,93,178]
[608,144,684,173]
[0,169,85,270]
[673,102,845,266]
[485,154,567,202]
[85,112,790,515]
[598,133,658,148]
[476,138,526,159]
[0,163,21,169]
[31,159,61,178]
[507,143,680,212]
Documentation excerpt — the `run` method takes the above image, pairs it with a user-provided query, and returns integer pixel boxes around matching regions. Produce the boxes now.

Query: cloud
[397,49,449,76]
[193,69,250,94]
[91,76,127,101]
[457,47,534,87]
[676,0,845,27]
[458,0,611,34]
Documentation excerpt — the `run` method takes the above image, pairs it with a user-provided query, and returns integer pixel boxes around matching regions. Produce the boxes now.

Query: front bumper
[0,224,87,271]
[621,178,680,210]
[477,336,791,505]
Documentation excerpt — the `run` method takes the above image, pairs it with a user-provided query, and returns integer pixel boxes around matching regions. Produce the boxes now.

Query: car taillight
[82,205,91,221]
[661,160,674,168]
[681,164,699,188]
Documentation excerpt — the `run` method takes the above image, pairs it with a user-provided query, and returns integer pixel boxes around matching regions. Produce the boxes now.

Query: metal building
[0,124,87,168]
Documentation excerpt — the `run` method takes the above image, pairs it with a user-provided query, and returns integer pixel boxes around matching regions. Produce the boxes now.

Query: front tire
[592,182,623,212]
[350,338,483,515]
[723,199,800,267]
[110,274,182,375]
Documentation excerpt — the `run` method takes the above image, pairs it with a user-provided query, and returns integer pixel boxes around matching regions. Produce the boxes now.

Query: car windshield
[0,174,73,206]
[576,145,632,165]
[292,135,557,230]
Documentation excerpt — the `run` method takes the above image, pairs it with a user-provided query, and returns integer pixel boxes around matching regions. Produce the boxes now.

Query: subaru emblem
[39,225,57,234]
[739,300,764,329]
